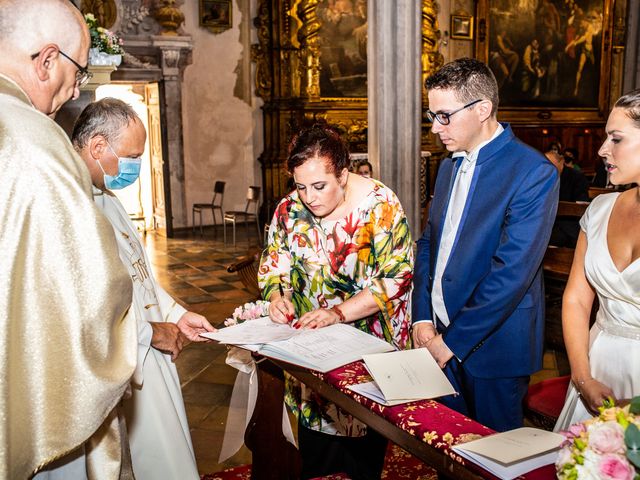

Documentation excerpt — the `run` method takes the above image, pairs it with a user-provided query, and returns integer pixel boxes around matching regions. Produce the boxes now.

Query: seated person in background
[555,89,640,431]
[545,146,589,247]
[72,98,215,480]
[259,123,413,480]
[356,159,373,178]
[563,147,582,171]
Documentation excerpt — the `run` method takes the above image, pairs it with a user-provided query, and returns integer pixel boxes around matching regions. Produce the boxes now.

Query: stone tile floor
[144,227,258,475]
[142,226,561,475]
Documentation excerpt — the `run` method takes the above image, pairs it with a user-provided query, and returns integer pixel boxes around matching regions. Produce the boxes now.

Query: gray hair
[72,98,139,149]
[0,0,84,55]
[614,89,640,129]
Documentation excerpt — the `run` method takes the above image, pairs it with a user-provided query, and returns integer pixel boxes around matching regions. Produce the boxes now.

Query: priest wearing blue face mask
[72,97,216,480]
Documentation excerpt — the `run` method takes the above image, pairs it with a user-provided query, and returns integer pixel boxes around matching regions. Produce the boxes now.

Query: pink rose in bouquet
[556,397,640,480]
[225,300,270,326]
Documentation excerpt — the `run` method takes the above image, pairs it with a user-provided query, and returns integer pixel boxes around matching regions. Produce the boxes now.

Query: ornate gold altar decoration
[252,0,443,215]
[153,0,185,36]
[421,0,444,104]
[81,0,117,29]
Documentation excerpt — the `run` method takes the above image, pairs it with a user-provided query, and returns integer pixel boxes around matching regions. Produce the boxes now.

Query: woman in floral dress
[258,123,414,479]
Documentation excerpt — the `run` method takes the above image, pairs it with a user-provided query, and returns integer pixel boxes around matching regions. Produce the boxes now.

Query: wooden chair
[227,249,261,300]
[192,180,225,236]
[223,186,261,246]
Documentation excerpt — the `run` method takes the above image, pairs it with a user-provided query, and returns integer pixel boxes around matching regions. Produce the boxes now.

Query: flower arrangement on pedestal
[556,397,640,480]
[84,13,124,66]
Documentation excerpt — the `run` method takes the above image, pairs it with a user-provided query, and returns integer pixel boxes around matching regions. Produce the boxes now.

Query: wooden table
[244,357,557,480]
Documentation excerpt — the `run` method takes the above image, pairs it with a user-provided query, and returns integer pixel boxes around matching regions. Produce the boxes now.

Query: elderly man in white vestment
[0,1,139,479]
[71,97,217,479]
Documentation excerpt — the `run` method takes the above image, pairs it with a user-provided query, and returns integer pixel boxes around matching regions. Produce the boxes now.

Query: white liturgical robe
[93,188,199,480]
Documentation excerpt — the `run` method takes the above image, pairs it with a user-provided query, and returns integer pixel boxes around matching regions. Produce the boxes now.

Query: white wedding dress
[555,193,640,431]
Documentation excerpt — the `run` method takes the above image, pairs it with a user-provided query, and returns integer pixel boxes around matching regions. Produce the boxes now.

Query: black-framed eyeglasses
[30,49,93,87]
[426,99,483,125]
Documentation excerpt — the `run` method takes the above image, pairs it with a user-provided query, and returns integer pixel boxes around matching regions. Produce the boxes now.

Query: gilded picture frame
[314,0,368,99]
[475,0,614,124]
[199,0,232,34]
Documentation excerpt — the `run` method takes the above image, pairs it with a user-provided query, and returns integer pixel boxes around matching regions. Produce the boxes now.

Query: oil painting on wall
[482,0,609,109]
[316,0,367,98]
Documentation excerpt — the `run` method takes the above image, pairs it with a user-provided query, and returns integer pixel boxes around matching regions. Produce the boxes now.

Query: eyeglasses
[426,99,483,125]
[30,49,93,87]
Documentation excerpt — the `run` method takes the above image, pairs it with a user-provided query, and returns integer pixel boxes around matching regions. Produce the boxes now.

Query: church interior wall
[181,0,263,226]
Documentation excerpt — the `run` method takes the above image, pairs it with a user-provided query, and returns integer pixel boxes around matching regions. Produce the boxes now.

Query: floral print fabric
[258,180,414,435]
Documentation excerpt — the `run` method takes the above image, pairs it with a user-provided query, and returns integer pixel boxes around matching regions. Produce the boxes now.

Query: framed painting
[315,0,368,98]
[199,0,232,34]
[451,14,474,40]
[475,0,614,123]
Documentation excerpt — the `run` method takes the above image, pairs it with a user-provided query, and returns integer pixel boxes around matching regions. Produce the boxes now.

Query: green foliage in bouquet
[84,14,124,55]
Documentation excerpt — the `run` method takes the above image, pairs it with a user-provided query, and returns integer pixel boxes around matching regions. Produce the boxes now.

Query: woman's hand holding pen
[269,284,296,325]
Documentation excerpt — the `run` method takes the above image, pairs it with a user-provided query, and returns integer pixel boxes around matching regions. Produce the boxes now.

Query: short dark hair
[425,58,499,116]
[72,98,139,149]
[287,122,350,177]
[563,147,579,163]
[357,160,372,171]
[614,89,640,128]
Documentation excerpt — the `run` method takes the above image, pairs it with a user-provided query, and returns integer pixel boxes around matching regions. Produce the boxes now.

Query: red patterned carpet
[201,443,437,480]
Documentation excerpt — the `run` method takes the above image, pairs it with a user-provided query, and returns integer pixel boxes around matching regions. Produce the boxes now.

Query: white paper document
[347,381,412,406]
[201,318,395,373]
[201,317,298,345]
[258,324,395,372]
[451,427,564,480]
[348,349,456,405]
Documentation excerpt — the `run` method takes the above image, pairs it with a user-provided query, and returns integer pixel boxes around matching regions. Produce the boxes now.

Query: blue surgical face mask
[97,142,142,190]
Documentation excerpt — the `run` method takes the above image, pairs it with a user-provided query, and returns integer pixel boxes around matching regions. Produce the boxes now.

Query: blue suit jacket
[412,124,559,378]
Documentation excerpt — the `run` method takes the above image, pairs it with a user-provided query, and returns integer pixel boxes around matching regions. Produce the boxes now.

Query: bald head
[0,0,85,54]
[0,0,90,115]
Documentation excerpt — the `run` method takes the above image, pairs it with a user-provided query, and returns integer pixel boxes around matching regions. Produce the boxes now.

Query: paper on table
[259,324,395,372]
[200,317,298,345]
[361,349,456,402]
[451,427,564,480]
[347,381,412,406]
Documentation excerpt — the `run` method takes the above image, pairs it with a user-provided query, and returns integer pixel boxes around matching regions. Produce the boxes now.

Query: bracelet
[330,305,346,324]
[575,377,594,395]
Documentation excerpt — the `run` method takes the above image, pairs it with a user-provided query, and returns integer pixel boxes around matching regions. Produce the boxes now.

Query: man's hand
[176,311,216,342]
[412,322,437,348]
[150,322,184,361]
[425,334,454,368]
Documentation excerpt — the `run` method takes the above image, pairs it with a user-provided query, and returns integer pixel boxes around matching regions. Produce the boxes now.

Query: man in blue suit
[412,58,559,432]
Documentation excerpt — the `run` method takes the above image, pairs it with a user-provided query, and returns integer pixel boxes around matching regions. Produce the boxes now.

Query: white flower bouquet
[556,397,640,480]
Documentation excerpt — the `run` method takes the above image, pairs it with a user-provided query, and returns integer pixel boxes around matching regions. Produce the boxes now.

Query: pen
[279,283,296,325]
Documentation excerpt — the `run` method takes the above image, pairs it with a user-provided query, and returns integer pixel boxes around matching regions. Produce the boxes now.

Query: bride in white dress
[555,90,640,431]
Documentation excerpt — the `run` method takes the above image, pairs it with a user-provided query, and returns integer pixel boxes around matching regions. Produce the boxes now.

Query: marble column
[367,0,422,238]
[623,0,640,91]
[152,35,192,232]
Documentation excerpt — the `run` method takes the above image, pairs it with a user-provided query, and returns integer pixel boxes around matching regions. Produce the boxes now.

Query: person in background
[563,147,582,171]
[356,159,373,178]
[0,1,139,478]
[412,58,558,432]
[72,98,216,479]
[545,145,589,247]
[259,123,413,479]
[555,89,640,430]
